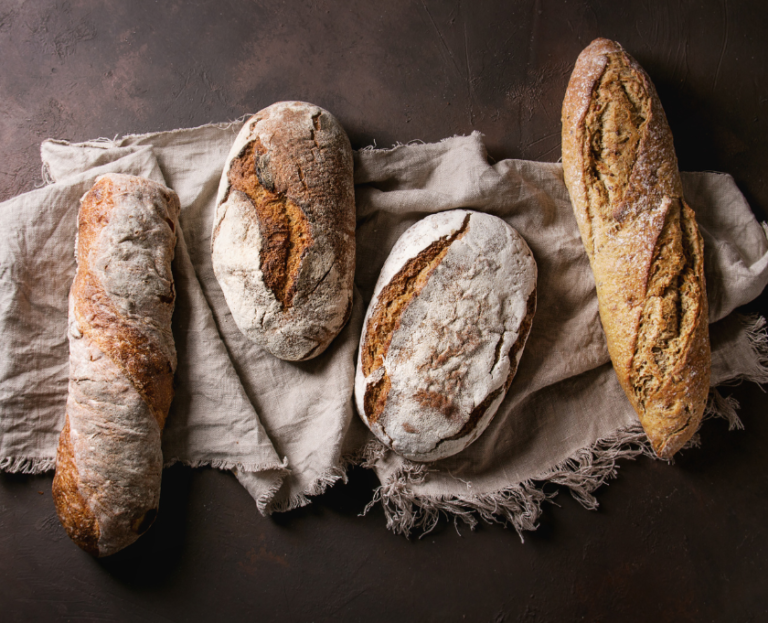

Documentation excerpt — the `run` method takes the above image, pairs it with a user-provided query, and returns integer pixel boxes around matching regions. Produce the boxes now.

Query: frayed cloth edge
[164,456,289,475]
[118,115,249,143]
[357,132,483,153]
[359,425,654,541]
[40,116,249,159]
[0,456,56,474]
[361,366,762,539]
[261,461,350,515]
[262,441,396,515]
[735,313,768,386]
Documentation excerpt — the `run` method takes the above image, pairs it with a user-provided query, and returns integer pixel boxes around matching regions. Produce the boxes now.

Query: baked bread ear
[52,173,179,557]
[561,38,710,459]
[355,210,537,462]
[212,101,355,361]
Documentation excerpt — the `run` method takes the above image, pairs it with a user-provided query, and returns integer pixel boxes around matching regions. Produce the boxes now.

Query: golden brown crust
[562,38,711,459]
[363,373,391,425]
[52,416,100,556]
[54,174,178,556]
[361,214,471,378]
[226,139,313,310]
[74,178,178,429]
[212,102,356,361]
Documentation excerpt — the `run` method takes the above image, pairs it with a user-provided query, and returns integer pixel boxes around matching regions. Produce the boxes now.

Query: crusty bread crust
[355,210,537,462]
[212,101,355,361]
[53,174,179,556]
[561,38,711,459]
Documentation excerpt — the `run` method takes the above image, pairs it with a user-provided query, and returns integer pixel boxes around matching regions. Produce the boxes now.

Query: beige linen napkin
[38,124,365,512]
[0,144,287,512]
[1,126,766,533]
[353,133,768,536]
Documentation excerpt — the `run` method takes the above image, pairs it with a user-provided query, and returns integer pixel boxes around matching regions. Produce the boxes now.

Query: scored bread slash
[561,38,711,459]
[212,101,356,361]
[355,210,537,463]
[53,174,179,557]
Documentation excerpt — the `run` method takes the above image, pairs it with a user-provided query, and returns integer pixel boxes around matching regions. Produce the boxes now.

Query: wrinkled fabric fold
[352,133,768,535]
[1,141,286,509]
[1,127,766,531]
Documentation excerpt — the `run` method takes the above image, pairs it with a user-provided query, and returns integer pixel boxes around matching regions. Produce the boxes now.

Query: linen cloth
[1,125,766,529]
[353,134,768,534]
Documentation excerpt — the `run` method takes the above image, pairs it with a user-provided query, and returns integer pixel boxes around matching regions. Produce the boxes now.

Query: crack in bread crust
[504,287,537,390]
[361,214,471,378]
[363,372,391,425]
[561,38,711,459]
[584,53,651,243]
[435,286,537,449]
[74,178,177,429]
[631,200,702,407]
[227,139,313,311]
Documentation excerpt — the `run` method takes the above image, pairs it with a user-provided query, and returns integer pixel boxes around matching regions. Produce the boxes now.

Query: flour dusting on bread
[212,101,355,361]
[355,210,537,462]
[561,38,710,459]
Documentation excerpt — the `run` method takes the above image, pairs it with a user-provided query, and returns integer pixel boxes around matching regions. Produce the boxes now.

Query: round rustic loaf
[212,101,356,361]
[355,209,537,462]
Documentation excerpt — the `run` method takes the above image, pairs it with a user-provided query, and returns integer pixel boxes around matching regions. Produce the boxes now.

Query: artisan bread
[212,101,355,361]
[52,173,179,557]
[355,210,537,462]
[561,38,710,459]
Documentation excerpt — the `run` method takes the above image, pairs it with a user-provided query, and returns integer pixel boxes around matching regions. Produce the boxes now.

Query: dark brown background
[1,1,767,621]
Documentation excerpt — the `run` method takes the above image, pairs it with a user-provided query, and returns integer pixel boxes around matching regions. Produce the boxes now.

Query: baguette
[52,174,180,556]
[355,210,537,462]
[212,101,355,361]
[561,38,710,459]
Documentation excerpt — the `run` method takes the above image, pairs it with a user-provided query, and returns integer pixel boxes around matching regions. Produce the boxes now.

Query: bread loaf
[561,38,710,459]
[52,173,179,557]
[355,210,537,462]
[212,101,355,361]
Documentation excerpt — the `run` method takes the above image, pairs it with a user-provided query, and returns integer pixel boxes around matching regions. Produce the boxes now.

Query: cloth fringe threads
[0,456,56,474]
[2,316,766,529]
[362,314,768,539]
[264,463,350,515]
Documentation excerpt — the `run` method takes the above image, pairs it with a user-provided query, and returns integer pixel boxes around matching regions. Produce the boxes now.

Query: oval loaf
[561,38,711,459]
[52,173,179,557]
[355,210,537,462]
[212,101,356,361]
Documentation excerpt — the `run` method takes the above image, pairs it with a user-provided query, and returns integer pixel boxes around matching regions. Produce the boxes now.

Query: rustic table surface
[1,2,766,621]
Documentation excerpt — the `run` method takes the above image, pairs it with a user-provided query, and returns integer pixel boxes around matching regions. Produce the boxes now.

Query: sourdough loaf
[212,101,355,361]
[561,38,710,459]
[52,173,179,557]
[355,210,537,462]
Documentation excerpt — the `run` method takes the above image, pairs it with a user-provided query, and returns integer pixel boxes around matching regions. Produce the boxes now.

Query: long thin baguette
[561,38,710,459]
[52,174,180,556]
